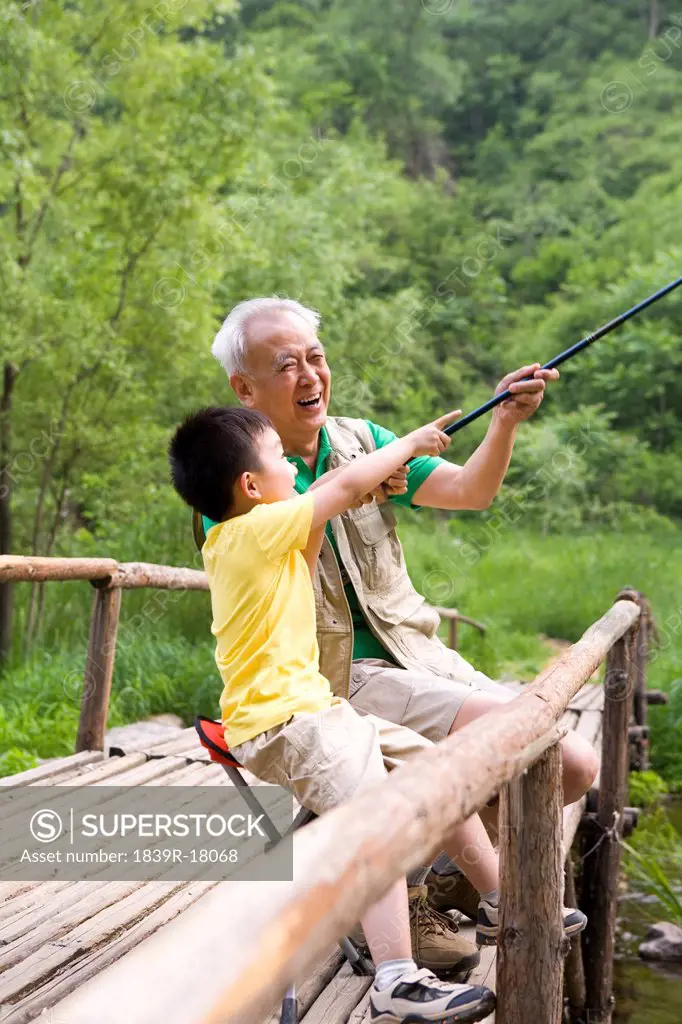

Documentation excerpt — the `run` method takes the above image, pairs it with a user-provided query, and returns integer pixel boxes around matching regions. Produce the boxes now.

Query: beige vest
[317,417,477,699]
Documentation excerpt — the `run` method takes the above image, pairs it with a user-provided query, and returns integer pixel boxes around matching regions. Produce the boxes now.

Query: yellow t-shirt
[202,492,333,747]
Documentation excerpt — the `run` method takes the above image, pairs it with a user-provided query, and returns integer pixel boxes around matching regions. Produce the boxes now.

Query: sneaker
[426,865,479,921]
[476,899,588,947]
[370,967,495,1023]
[350,885,480,978]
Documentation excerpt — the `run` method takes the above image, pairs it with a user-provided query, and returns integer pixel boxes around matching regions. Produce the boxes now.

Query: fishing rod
[443,276,682,436]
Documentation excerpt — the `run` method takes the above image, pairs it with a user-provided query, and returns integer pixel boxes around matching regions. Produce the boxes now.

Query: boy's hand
[406,410,462,458]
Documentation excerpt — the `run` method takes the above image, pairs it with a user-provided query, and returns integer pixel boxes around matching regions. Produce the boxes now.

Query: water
[612,799,682,1024]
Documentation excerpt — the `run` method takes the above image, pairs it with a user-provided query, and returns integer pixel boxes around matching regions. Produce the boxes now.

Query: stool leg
[340,936,375,977]
[280,983,297,1024]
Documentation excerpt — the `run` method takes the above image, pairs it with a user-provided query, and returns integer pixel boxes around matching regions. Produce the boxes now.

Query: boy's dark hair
[169,406,273,523]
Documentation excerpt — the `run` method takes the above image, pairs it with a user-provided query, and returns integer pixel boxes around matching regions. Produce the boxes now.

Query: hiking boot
[369,967,495,1023]
[476,899,588,946]
[426,865,479,921]
[350,885,480,978]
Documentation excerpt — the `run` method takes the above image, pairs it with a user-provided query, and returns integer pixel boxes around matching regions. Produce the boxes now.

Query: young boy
[168,406,583,1023]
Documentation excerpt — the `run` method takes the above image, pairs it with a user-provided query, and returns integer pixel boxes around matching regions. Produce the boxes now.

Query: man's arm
[412,365,559,511]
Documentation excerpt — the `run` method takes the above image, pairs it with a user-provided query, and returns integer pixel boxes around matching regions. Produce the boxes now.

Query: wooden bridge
[0,556,663,1024]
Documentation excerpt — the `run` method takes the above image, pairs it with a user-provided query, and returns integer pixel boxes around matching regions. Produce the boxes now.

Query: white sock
[480,888,499,906]
[373,957,419,991]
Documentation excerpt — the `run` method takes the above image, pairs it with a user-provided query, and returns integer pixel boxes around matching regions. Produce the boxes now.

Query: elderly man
[205,296,599,976]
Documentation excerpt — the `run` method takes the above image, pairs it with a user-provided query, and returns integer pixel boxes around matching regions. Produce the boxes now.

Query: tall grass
[622,808,682,926]
[399,518,682,788]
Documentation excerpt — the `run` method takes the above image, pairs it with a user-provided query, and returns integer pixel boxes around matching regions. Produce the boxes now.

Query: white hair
[211,296,321,375]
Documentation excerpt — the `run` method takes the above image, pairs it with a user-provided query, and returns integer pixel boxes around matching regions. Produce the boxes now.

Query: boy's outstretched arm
[309,410,461,531]
[301,467,346,578]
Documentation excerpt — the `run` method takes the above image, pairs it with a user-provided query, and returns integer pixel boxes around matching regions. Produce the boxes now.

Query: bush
[628,770,669,809]
[0,747,39,779]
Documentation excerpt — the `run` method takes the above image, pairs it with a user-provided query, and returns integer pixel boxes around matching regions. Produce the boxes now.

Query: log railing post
[631,592,649,770]
[564,855,587,1023]
[75,583,122,752]
[448,616,458,652]
[581,599,637,1024]
[497,743,566,1024]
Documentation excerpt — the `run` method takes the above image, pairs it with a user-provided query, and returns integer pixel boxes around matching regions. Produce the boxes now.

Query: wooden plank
[0,755,181,843]
[567,684,597,711]
[299,961,373,1024]
[0,882,78,924]
[0,760,204,952]
[574,709,603,745]
[0,751,103,788]
[152,761,212,786]
[1,759,210,881]
[347,990,372,1023]
[3,882,217,1024]
[140,728,202,757]
[0,881,101,936]
[581,686,605,712]
[0,881,193,1002]
[0,882,145,968]
[90,755,190,787]
[64,751,148,782]
[0,755,148,840]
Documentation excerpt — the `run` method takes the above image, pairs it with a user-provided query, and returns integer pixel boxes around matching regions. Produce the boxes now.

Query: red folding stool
[194,716,374,1024]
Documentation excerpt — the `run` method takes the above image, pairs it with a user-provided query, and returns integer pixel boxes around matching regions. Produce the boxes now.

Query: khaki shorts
[231,697,433,817]
[349,658,509,744]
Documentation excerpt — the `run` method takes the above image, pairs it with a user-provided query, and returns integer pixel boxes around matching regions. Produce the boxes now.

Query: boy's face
[242,427,298,504]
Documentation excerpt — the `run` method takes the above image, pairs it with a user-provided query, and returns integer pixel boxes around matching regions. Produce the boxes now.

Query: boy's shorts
[231,697,433,817]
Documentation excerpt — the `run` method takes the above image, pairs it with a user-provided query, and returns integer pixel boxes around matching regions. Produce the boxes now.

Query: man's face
[230,311,331,447]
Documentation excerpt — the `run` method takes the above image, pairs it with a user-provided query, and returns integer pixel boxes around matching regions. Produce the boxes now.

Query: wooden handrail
[2,555,480,748]
[108,562,208,591]
[0,555,119,583]
[0,555,210,751]
[433,606,486,633]
[433,604,486,650]
[0,554,208,590]
[52,597,641,1024]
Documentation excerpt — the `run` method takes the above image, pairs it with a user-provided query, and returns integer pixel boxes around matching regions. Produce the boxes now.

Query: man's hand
[352,464,410,507]
[492,364,560,428]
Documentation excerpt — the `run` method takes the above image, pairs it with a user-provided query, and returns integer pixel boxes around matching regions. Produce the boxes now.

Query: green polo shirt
[203,420,443,661]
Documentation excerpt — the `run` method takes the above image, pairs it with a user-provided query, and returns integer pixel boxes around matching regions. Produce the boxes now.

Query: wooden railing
[0,555,208,752]
[50,590,652,1024]
[0,555,486,754]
